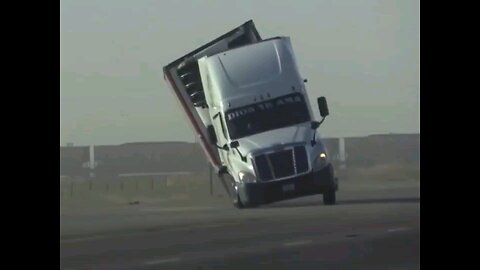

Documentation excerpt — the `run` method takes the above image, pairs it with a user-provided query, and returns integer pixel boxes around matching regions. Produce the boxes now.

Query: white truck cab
[163,20,338,208]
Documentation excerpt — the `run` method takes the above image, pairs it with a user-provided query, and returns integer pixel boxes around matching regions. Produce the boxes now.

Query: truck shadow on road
[264,197,420,209]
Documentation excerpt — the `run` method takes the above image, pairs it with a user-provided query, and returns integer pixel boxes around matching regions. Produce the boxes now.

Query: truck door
[211,111,231,166]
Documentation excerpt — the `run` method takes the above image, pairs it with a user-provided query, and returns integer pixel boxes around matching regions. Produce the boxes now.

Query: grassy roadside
[60,163,419,211]
[336,163,420,182]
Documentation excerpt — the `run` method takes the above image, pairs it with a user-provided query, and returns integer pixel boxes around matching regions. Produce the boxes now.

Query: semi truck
[163,20,338,208]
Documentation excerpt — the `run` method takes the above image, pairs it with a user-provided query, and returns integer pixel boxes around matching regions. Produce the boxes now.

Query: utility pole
[338,138,346,169]
[89,145,96,178]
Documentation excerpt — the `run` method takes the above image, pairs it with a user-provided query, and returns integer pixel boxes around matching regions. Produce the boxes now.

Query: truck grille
[254,146,309,181]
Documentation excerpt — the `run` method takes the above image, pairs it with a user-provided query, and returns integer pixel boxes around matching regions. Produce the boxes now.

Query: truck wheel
[231,181,259,209]
[323,188,336,205]
[231,181,245,208]
[235,197,258,209]
[233,194,245,208]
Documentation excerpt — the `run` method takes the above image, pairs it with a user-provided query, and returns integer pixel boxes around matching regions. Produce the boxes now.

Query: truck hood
[235,123,315,156]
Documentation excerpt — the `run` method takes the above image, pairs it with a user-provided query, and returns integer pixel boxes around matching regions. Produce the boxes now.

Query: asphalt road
[60,179,420,270]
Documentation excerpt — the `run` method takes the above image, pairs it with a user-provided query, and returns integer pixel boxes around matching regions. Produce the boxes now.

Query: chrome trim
[292,147,297,174]
[265,154,276,179]
[252,144,310,182]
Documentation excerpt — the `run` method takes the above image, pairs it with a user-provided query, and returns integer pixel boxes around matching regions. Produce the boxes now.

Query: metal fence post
[209,164,213,196]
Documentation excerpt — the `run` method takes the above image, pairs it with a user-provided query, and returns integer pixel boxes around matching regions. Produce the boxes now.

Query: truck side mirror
[230,141,239,148]
[207,125,217,145]
[311,121,320,129]
[317,96,330,117]
[230,141,246,162]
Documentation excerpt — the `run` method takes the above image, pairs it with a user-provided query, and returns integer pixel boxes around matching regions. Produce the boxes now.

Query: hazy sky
[60,0,419,146]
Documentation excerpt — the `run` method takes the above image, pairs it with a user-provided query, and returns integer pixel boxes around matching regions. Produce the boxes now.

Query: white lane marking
[197,222,240,229]
[167,222,239,232]
[62,231,146,243]
[62,235,108,243]
[388,227,410,233]
[144,257,181,265]
[139,206,215,212]
[283,240,313,247]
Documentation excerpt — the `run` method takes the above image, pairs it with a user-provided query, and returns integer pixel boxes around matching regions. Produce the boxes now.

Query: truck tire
[235,197,258,209]
[233,194,245,209]
[323,188,336,205]
[231,181,245,208]
[231,181,259,209]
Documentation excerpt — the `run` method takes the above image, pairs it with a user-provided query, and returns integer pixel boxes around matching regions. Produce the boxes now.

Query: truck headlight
[238,171,256,183]
[314,152,328,168]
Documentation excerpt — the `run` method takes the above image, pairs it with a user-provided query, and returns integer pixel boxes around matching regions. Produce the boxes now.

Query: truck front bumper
[238,163,337,205]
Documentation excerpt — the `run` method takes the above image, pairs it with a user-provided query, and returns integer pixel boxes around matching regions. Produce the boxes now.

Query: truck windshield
[225,93,311,140]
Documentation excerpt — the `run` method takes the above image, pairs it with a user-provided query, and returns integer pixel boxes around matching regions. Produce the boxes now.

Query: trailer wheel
[323,188,336,205]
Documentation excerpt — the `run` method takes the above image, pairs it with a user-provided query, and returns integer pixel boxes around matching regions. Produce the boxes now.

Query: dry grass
[60,163,419,211]
[60,172,228,210]
[337,163,420,182]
